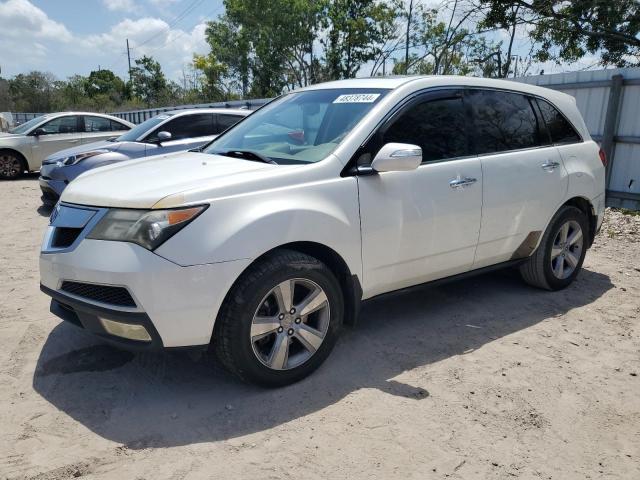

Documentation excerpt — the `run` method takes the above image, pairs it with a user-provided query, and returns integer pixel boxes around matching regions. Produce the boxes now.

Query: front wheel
[0,150,25,180]
[213,249,344,387]
[519,205,589,290]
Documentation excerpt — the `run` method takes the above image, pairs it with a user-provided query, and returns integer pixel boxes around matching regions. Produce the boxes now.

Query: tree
[479,0,640,67]
[85,69,126,103]
[8,71,58,112]
[322,0,400,79]
[130,56,170,106]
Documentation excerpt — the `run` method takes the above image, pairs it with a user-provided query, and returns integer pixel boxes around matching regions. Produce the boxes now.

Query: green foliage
[130,55,170,106]
[479,0,640,67]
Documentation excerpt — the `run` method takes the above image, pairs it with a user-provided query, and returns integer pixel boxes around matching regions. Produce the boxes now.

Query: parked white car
[39,76,606,386]
[0,112,134,179]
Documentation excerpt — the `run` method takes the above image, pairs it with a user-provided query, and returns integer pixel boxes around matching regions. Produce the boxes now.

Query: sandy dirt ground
[0,175,639,480]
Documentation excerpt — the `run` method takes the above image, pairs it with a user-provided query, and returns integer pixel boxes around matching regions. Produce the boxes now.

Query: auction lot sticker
[333,93,381,104]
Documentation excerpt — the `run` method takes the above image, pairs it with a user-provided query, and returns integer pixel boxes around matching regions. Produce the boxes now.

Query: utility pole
[126,39,132,84]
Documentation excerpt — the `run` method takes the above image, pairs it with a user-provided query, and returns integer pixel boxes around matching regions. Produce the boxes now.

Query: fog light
[99,318,152,342]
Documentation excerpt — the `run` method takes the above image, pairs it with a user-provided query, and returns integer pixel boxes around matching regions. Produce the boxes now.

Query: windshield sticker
[333,93,381,104]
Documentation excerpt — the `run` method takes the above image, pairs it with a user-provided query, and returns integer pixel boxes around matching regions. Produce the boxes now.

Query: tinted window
[84,116,112,132]
[216,114,244,133]
[110,119,130,131]
[469,90,540,154]
[118,114,173,142]
[39,116,79,135]
[536,99,581,144]
[382,95,468,162]
[151,113,215,141]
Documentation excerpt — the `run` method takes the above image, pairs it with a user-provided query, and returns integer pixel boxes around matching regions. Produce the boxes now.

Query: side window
[39,116,79,135]
[84,116,112,132]
[215,114,244,134]
[382,95,468,162]
[110,120,130,131]
[153,114,215,141]
[469,90,541,154]
[536,99,582,144]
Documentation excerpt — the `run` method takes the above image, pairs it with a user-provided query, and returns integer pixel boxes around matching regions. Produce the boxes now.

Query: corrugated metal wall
[515,68,640,210]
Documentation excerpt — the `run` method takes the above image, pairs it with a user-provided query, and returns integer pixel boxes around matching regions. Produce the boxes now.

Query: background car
[0,112,134,180]
[38,108,250,204]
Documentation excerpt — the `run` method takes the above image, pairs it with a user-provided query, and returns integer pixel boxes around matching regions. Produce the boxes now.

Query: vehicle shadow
[32,268,613,448]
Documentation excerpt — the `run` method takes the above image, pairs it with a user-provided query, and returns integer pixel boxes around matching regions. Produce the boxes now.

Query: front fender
[154,178,362,279]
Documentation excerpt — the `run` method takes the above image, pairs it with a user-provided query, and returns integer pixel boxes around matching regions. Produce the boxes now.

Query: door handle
[449,177,477,189]
[541,161,560,171]
[68,139,79,143]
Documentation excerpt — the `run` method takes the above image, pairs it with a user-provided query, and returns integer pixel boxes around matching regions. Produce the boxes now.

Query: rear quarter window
[536,99,582,145]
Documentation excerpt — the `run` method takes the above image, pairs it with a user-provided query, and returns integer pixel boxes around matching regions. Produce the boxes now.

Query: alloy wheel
[250,278,330,370]
[550,220,583,280]
[0,153,21,179]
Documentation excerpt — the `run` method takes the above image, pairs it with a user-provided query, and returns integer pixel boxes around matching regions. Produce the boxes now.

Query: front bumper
[40,204,251,348]
[42,284,165,350]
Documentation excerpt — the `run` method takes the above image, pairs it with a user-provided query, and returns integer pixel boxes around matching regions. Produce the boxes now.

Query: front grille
[51,227,82,248]
[61,281,136,308]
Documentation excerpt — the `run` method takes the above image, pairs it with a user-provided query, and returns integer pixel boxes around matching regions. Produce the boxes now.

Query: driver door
[144,113,217,157]
[31,115,82,165]
[357,90,483,297]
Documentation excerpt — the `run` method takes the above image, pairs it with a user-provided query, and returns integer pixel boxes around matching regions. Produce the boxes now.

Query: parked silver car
[39,108,250,204]
[0,112,134,179]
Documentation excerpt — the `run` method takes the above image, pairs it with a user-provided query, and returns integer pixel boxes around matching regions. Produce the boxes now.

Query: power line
[133,0,207,49]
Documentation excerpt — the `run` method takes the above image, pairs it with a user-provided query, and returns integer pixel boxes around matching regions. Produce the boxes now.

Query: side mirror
[32,128,46,136]
[156,131,172,142]
[371,143,422,172]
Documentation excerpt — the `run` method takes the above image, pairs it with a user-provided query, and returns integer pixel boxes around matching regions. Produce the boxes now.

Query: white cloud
[102,0,138,13]
[84,17,210,80]
[0,0,211,82]
[149,0,179,7]
[0,0,72,41]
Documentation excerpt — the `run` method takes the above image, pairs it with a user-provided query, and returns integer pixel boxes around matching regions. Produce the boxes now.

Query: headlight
[58,149,109,166]
[87,205,207,250]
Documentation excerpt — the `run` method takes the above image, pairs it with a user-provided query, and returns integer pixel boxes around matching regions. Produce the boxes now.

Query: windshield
[115,113,173,142]
[9,115,48,134]
[203,88,389,164]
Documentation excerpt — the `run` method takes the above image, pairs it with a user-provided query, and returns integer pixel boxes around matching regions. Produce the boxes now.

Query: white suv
[40,76,606,386]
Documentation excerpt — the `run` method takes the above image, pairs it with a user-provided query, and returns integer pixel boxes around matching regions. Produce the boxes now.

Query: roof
[162,108,251,116]
[297,75,575,101]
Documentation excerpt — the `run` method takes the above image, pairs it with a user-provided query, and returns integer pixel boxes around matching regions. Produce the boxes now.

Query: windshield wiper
[107,137,119,142]
[218,150,278,165]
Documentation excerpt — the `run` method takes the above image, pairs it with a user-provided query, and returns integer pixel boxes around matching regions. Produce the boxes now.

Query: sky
[0,0,600,84]
[0,0,223,81]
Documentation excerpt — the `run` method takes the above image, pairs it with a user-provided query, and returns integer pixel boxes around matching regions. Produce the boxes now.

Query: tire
[213,249,344,387]
[0,150,26,180]
[519,205,589,291]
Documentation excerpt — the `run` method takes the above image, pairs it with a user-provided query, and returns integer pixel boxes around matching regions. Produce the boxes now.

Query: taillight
[598,148,607,167]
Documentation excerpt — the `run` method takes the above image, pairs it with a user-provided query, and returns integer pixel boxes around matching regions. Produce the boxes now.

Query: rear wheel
[0,150,25,180]
[214,249,343,387]
[519,206,589,290]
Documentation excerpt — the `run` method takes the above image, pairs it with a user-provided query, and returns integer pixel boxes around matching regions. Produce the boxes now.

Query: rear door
[215,113,245,135]
[469,89,568,268]
[144,113,217,157]
[81,116,129,144]
[357,90,483,297]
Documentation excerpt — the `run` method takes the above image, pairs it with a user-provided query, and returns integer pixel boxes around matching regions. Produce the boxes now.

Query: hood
[61,151,292,209]
[0,132,22,139]
[43,139,130,163]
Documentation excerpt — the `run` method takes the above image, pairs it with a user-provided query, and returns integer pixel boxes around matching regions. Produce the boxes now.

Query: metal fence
[515,68,640,210]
